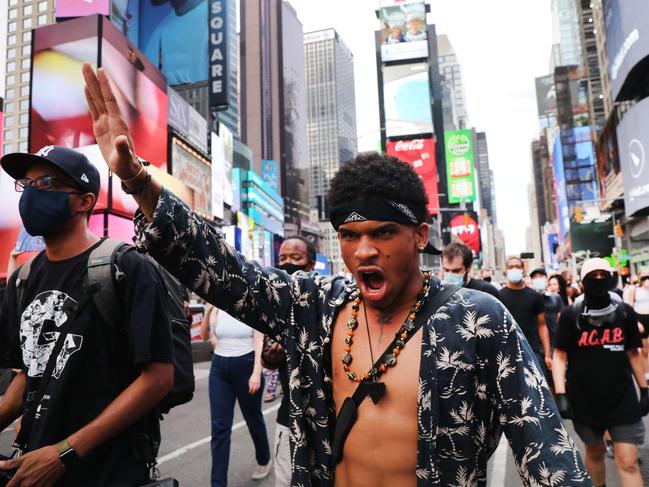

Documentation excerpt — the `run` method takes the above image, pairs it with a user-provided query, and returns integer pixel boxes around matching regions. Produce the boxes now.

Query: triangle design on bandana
[344,212,367,223]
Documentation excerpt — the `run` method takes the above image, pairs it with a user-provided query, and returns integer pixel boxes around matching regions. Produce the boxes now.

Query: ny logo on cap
[37,146,55,157]
[80,174,89,183]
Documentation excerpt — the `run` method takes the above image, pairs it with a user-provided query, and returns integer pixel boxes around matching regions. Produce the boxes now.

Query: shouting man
[81,65,589,486]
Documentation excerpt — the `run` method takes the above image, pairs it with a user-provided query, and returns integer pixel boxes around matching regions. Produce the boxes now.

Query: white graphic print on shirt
[20,291,83,379]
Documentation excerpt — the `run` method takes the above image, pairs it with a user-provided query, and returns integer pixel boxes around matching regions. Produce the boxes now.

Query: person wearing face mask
[0,147,174,486]
[530,269,564,350]
[624,269,649,381]
[553,258,649,487]
[441,242,500,300]
[262,236,316,487]
[499,257,553,373]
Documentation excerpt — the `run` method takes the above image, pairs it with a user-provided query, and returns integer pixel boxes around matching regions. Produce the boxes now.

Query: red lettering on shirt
[576,326,625,347]
[587,330,599,346]
[601,329,611,345]
[612,327,623,343]
[578,331,589,347]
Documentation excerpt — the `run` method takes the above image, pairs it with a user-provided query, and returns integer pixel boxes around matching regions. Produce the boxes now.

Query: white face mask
[507,268,524,284]
[532,277,548,292]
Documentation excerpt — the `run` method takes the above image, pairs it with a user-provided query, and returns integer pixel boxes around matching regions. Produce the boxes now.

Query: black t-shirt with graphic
[555,303,642,427]
[0,241,173,487]
[498,287,545,353]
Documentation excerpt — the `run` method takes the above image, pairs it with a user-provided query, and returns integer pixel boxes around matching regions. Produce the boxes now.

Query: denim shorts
[574,420,645,446]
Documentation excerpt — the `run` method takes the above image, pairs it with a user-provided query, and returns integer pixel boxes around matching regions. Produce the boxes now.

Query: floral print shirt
[134,190,590,487]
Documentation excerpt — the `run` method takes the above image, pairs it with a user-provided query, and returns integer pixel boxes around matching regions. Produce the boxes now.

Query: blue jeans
[209,352,270,487]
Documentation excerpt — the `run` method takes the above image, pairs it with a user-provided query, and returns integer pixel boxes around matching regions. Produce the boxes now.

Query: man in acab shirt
[0,146,174,487]
[553,258,649,487]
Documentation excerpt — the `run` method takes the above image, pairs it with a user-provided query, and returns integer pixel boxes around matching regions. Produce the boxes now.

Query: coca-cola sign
[386,138,439,215]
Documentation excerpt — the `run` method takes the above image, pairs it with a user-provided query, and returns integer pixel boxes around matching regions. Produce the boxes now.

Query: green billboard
[444,129,476,204]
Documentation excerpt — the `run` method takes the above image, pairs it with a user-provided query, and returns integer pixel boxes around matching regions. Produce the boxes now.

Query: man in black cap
[0,146,174,487]
[81,65,589,486]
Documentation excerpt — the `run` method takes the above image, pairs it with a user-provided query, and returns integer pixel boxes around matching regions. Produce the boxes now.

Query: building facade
[475,132,496,225]
[437,34,468,129]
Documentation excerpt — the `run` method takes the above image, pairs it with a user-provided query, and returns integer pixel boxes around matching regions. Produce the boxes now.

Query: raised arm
[81,65,295,335]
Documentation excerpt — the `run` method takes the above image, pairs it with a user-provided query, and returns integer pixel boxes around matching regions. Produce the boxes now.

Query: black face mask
[583,276,612,309]
[19,186,73,238]
[278,262,309,275]
[483,276,492,282]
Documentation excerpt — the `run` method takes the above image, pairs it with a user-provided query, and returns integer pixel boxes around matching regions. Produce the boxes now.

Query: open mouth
[358,268,387,300]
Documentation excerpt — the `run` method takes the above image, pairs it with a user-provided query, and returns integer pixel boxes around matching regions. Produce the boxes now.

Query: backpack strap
[15,254,39,319]
[87,238,130,330]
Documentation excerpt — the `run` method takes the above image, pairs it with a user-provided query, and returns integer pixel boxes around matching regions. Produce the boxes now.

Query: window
[20,100,29,111]
[5,103,14,113]
[4,144,14,154]
[22,45,31,57]
[9,0,17,5]
[19,114,28,124]
[37,14,47,25]
[24,5,32,15]
[9,9,17,19]
[20,86,29,97]
[4,131,14,141]
[8,22,17,33]
[7,35,16,46]
[38,1,47,11]
[22,31,32,42]
[5,89,15,99]
[5,116,14,127]
[7,48,16,59]
[21,72,30,83]
[21,59,31,70]
[23,18,32,29]
[6,75,16,86]
[19,127,28,138]
[6,62,16,73]
[19,142,28,152]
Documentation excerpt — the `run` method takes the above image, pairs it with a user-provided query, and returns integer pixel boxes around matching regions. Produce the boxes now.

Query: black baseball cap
[1,145,100,198]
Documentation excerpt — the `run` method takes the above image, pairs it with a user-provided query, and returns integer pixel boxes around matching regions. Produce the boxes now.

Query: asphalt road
[1,361,648,486]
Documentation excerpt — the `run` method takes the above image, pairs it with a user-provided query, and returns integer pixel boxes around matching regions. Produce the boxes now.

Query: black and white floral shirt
[134,190,590,486]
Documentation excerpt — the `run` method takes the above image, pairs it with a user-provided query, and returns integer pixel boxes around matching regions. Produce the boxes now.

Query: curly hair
[327,152,429,218]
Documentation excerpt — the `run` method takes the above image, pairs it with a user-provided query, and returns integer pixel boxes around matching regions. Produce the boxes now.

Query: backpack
[572,291,627,330]
[15,238,195,415]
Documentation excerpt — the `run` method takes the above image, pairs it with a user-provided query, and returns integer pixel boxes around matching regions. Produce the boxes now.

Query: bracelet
[121,173,151,195]
[120,161,145,184]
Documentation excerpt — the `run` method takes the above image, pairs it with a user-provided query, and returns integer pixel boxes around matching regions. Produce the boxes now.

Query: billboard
[619,97,649,215]
[171,138,212,217]
[110,0,139,45]
[444,129,476,204]
[450,213,481,255]
[261,160,279,191]
[553,136,570,245]
[378,0,428,62]
[603,0,649,100]
[168,88,208,154]
[211,132,225,220]
[535,75,556,119]
[383,63,433,138]
[209,0,229,108]
[140,0,208,85]
[596,115,623,210]
[56,0,110,18]
[386,138,439,215]
[30,16,169,169]
[219,122,234,207]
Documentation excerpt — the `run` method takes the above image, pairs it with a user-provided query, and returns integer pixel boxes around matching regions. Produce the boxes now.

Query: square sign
[444,129,476,203]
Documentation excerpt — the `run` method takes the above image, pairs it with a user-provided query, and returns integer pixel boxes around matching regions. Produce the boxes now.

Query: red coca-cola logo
[394,139,425,152]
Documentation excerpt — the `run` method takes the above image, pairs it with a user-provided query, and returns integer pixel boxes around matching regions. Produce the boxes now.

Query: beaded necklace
[341,271,431,383]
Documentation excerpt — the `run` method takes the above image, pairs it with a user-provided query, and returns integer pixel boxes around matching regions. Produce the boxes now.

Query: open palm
[81,63,139,179]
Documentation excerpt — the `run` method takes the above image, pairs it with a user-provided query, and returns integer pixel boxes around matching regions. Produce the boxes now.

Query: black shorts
[574,420,645,446]
[637,313,649,339]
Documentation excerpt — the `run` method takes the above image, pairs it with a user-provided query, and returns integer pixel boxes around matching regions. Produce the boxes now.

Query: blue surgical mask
[444,272,466,287]
[506,268,524,284]
[19,186,72,238]
[532,277,548,292]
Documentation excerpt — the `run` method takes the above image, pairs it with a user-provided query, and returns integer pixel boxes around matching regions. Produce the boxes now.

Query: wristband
[121,172,152,195]
[56,439,80,468]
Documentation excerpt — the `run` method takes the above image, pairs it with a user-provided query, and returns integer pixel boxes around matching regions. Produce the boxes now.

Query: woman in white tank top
[200,304,272,485]
[624,271,649,379]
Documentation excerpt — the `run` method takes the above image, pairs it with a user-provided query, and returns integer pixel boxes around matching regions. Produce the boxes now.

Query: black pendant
[358,381,386,405]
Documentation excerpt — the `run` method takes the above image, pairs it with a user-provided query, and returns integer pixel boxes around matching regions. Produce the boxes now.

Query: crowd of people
[0,64,646,487]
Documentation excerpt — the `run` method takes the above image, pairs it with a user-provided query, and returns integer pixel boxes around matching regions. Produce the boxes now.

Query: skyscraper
[3,0,55,156]
[550,0,582,68]
[437,34,468,129]
[475,132,496,225]
[305,28,357,273]
[240,0,310,233]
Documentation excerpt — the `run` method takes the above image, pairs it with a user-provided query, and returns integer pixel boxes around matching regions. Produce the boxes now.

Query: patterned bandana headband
[329,198,441,255]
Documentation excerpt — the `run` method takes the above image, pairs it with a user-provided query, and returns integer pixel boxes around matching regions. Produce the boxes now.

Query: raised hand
[81,63,140,180]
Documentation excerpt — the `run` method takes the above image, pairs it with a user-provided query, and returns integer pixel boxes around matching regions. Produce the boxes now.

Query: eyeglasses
[15,175,81,193]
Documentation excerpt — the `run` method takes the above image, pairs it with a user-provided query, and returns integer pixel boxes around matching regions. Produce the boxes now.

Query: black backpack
[15,238,195,415]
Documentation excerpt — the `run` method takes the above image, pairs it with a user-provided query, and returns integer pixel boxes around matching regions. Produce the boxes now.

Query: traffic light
[614,224,623,237]
[575,207,583,223]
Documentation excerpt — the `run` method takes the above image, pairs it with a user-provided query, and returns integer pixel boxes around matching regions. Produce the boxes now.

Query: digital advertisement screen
[383,63,433,138]
[30,16,169,169]
[56,0,110,19]
[378,0,428,62]
[171,138,212,217]
[139,0,208,85]
[444,129,476,204]
[111,0,139,45]
[619,97,649,215]
[449,213,481,255]
[535,75,556,118]
[596,115,623,209]
[211,132,226,221]
[386,138,439,215]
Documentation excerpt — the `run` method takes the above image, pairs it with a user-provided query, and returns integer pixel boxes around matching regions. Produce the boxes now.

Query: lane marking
[157,403,281,465]
[488,436,509,487]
